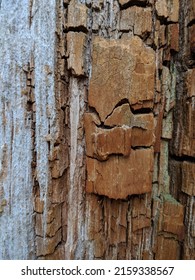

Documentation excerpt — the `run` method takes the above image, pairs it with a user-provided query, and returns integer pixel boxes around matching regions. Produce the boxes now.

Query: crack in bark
[120,0,149,10]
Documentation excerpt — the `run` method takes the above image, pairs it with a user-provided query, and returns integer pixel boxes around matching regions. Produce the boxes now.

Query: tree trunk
[0,0,194,260]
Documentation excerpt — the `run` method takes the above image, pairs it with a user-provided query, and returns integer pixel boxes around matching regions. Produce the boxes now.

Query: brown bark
[0,0,194,260]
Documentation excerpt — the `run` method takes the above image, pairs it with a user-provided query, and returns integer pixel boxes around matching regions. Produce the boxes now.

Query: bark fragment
[86,148,154,199]
[89,36,155,122]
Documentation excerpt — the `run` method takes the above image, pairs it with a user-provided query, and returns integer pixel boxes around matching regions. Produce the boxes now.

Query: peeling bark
[0,0,194,260]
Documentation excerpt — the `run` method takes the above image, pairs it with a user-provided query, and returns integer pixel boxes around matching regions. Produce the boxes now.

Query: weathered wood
[0,0,194,260]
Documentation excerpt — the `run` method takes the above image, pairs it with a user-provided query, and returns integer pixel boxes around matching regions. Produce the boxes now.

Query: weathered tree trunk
[0,0,194,260]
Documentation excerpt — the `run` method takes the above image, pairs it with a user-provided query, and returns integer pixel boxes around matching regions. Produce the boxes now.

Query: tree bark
[0,0,194,260]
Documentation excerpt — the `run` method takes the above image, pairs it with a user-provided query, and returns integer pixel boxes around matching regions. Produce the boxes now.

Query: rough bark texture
[0,0,194,260]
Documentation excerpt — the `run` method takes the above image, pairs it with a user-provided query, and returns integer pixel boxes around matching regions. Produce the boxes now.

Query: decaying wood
[0,0,194,259]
